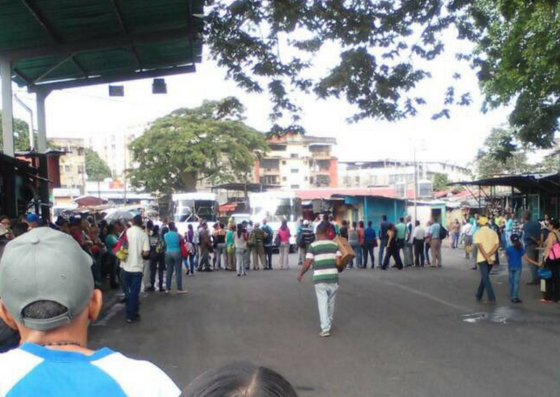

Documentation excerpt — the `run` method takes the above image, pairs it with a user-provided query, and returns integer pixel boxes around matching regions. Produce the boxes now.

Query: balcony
[260,168,280,176]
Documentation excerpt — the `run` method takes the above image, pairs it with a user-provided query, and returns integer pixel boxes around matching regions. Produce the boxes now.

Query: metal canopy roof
[0,0,204,91]
[453,173,560,192]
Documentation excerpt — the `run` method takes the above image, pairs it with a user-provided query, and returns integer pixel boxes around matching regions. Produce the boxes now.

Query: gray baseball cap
[0,227,94,331]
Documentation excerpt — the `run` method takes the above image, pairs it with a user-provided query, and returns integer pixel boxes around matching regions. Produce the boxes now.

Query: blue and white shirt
[0,343,180,397]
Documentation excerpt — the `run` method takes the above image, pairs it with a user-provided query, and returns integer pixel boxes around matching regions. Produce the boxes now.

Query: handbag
[180,238,189,258]
[548,231,560,260]
[538,267,552,280]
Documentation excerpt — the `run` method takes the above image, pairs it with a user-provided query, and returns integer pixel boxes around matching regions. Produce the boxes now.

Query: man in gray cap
[0,228,180,396]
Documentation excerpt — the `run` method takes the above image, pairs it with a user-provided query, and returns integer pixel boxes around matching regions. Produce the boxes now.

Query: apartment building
[339,160,471,189]
[254,133,338,189]
[85,133,135,178]
[50,138,86,193]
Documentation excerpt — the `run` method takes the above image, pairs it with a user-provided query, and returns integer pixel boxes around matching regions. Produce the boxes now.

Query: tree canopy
[0,111,34,151]
[128,98,269,195]
[85,148,112,181]
[206,0,559,149]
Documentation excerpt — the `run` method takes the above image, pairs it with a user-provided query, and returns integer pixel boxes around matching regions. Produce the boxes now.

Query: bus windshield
[174,200,217,223]
[252,197,302,223]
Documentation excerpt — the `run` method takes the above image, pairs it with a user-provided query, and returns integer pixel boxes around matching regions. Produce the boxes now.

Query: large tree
[128,98,269,195]
[0,111,34,151]
[85,148,112,181]
[206,0,559,149]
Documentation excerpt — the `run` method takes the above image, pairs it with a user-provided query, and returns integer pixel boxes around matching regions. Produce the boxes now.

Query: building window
[304,176,308,181]
[291,168,299,173]
[282,177,287,181]
[290,153,298,158]
[282,160,287,165]
[291,185,300,189]
[77,165,84,174]
[64,165,71,173]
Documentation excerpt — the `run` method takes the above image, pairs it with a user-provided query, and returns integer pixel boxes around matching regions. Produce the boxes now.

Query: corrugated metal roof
[0,0,204,90]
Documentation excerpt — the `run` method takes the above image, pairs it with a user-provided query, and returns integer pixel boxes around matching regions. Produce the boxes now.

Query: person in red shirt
[278,219,291,269]
[357,221,365,268]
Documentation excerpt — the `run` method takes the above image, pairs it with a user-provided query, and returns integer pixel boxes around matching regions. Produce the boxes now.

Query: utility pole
[413,146,418,225]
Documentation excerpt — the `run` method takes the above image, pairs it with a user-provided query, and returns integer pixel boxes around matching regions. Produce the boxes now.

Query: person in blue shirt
[363,221,377,268]
[164,222,187,294]
[521,211,541,285]
[505,234,539,303]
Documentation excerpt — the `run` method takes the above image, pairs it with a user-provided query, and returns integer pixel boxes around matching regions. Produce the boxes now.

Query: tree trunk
[179,171,198,192]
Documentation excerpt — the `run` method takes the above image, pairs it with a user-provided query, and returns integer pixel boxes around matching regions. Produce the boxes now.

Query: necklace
[38,341,82,347]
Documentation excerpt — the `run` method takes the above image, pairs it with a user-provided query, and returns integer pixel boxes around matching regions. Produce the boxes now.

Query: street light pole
[413,146,418,225]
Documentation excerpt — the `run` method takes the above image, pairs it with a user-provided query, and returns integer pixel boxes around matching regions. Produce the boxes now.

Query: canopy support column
[36,88,50,153]
[1,59,14,156]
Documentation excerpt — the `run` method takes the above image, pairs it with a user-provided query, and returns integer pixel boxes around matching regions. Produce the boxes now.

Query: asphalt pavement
[90,248,560,397]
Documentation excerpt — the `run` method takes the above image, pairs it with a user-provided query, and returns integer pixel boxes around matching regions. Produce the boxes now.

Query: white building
[338,160,471,189]
[84,133,136,178]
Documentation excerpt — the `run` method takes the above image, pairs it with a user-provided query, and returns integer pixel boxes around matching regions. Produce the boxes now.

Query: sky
[9,31,512,168]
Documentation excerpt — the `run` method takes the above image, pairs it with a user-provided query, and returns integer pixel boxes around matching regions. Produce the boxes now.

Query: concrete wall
[345,196,407,232]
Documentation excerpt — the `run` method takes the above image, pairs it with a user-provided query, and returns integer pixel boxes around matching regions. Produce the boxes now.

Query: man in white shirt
[0,228,179,396]
[461,221,473,259]
[121,215,149,324]
[404,215,414,267]
[412,221,426,267]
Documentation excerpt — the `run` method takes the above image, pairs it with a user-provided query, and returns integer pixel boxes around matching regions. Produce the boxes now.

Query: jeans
[186,254,195,274]
[236,247,247,275]
[404,242,413,266]
[452,232,460,248]
[378,239,387,267]
[431,239,442,267]
[525,243,539,283]
[350,243,362,268]
[298,246,308,267]
[280,242,290,268]
[264,245,273,269]
[200,248,210,270]
[121,270,142,320]
[508,268,521,299]
[165,251,183,291]
[505,231,513,247]
[425,242,431,264]
[149,252,165,290]
[362,242,375,268]
[315,283,339,333]
[476,261,496,302]
[215,243,225,269]
[413,239,425,266]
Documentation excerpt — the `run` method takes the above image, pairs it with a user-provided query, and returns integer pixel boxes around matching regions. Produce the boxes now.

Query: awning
[0,0,204,91]
[452,173,560,192]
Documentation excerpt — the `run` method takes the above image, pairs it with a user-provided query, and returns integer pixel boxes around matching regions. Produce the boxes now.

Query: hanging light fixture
[108,85,124,96]
[152,78,167,94]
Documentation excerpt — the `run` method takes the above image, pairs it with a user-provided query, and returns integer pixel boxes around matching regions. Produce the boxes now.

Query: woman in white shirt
[233,224,248,276]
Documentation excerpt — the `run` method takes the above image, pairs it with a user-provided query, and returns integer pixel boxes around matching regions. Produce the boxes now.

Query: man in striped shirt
[297,223,342,337]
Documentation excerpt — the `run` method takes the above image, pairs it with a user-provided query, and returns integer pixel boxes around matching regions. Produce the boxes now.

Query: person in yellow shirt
[473,217,500,304]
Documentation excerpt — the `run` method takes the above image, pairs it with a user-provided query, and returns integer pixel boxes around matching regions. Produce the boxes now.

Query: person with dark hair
[298,222,342,337]
[378,214,391,267]
[339,220,349,239]
[121,215,149,323]
[278,219,291,269]
[12,222,29,238]
[185,224,196,275]
[0,228,180,396]
[105,222,122,289]
[234,223,248,276]
[348,222,361,269]
[505,234,539,303]
[198,223,213,272]
[181,362,298,397]
[412,220,426,267]
[147,224,166,291]
[214,223,227,270]
[382,224,403,270]
[521,211,541,285]
[542,218,560,303]
[0,216,13,240]
[363,220,377,268]
[164,222,187,294]
[262,219,274,270]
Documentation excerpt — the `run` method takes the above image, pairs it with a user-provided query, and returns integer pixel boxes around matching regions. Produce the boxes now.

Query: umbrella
[145,209,159,217]
[104,209,134,222]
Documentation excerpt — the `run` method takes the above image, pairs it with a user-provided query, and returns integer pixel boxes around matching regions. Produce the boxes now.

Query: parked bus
[172,192,218,235]
[249,191,302,248]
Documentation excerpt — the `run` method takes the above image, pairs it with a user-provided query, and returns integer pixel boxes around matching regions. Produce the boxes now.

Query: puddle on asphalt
[462,306,516,324]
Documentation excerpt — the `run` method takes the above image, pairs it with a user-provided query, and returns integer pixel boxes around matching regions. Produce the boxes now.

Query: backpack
[439,225,448,240]
[248,231,256,247]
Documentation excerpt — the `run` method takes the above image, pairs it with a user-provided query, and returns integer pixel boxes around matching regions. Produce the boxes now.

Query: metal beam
[28,64,196,92]
[1,59,14,157]
[19,0,63,43]
[33,54,74,83]
[36,89,50,154]
[109,0,143,69]
[0,28,192,61]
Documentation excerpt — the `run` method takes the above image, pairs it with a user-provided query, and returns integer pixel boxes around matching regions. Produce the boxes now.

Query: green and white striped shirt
[306,240,341,284]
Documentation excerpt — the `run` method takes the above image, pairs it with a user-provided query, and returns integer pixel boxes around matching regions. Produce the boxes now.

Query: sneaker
[513,298,523,303]
[319,331,331,337]
[237,274,241,277]
[177,290,188,295]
